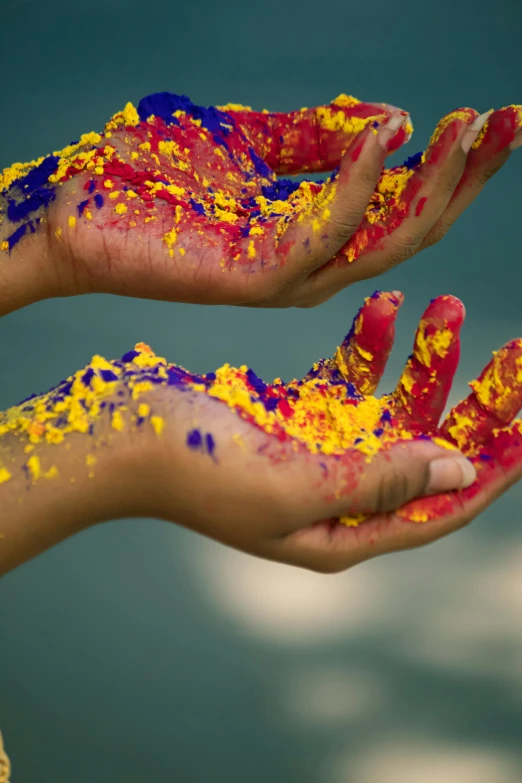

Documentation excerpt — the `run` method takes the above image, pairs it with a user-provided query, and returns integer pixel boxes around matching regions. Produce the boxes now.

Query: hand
[2,93,521,313]
[1,290,521,574]
[136,290,522,572]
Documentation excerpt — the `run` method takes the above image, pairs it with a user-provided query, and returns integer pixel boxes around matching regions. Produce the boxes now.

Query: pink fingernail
[427,456,477,493]
[377,112,410,150]
[461,110,493,153]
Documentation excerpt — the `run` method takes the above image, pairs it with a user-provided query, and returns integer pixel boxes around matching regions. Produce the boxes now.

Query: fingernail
[509,132,522,151]
[461,110,493,153]
[427,456,477,494]
[377,112,410,150]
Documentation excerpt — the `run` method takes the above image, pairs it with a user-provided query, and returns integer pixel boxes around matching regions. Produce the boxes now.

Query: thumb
[342,439,477,518]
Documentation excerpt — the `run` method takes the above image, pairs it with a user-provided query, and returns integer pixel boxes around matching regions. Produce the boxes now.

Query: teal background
[1,0,522,780]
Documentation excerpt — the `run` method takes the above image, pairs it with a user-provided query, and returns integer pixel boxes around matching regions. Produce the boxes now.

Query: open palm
[123,290,522,572]
[4,92,521,308]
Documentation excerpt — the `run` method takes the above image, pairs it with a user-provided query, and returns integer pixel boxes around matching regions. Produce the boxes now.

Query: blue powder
[88,180,96,194]
[373,428,384,437]
[167,367,190,386]
[248,146,272,178]
[82,368,95,387]
[100,370,118,382]
[121,350,139,363]
[137,92,234,148]
[10,155,60,194]
[7,188,56,222]
[381,410,392,424]
[205,433,215,456]
[77,199,90,216]
[187,428,203,449]
[261,178,300,201]
[189,198,205,216]
[403,151,423,169]
[246,368,267,394]
[6,224,27,251]
[137,93,184,125]
[94,193,104,209]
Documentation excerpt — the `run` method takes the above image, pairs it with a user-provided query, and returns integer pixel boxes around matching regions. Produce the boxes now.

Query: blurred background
[1,0,522,780]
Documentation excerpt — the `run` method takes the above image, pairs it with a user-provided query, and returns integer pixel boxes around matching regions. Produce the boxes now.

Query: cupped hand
[2,290,521,573]
[2,93,521,310]
[125,290,522,572]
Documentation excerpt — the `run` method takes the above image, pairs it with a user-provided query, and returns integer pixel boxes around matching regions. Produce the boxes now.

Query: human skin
[1,93,521,315]
[1,291,521,577]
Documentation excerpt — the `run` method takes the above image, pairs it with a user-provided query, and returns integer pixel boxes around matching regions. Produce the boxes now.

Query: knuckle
[476,171,494,188]
[373,462,424,514]
[423,224,448,248]
[375,240,418,275]
[436,176,460,201]
[357,167,380,190]
[325,215,360,245]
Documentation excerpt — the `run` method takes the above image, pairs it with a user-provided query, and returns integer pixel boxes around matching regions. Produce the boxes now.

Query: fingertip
[366,289,404,315]
[355,291,402,343]
[422,294,465,329]
[426,455,477,494]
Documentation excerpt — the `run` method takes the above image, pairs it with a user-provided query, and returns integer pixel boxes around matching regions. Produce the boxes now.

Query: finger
[334,289,403,394]
[296,109,488,304]
[302,289,402,387]
[421,105,522,249]
[280,419,522,574]
[393,295,464,430]
[220,97,412,175]
[317,419,521,573]
[276,438,476,572]
[270,112,411,280]
[393,418,522,536]
[441,338,522,453]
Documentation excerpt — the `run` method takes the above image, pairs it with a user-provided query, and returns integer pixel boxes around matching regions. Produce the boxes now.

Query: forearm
[0,425,135,574]
[0,348,170,575]
[0,208,60,316]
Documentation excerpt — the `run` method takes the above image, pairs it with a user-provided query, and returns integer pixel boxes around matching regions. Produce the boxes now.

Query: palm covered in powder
[3,93,521,311]
[1,290,521,575]
[131,290,522,572]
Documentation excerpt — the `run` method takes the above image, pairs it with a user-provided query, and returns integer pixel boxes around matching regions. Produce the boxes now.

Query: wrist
[0,212,61,315]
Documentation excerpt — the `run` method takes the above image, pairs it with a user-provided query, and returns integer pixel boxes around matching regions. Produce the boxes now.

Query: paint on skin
[2,95,520,270]
[3,292,517,531]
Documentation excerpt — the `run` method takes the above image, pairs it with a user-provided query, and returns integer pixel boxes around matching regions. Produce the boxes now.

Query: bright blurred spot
[331,740,521,783]
[188,537,387,645]
[281,665,387,724]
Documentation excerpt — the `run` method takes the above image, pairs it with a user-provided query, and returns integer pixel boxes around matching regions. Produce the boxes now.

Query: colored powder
[77,199,90,216]
[7,224,27,251]
[187,428,203,449]
[0,339,518,535]
[2,94,521,279]
[403,151,423,169]
[205,433,216,456]
[7,188,56,222]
